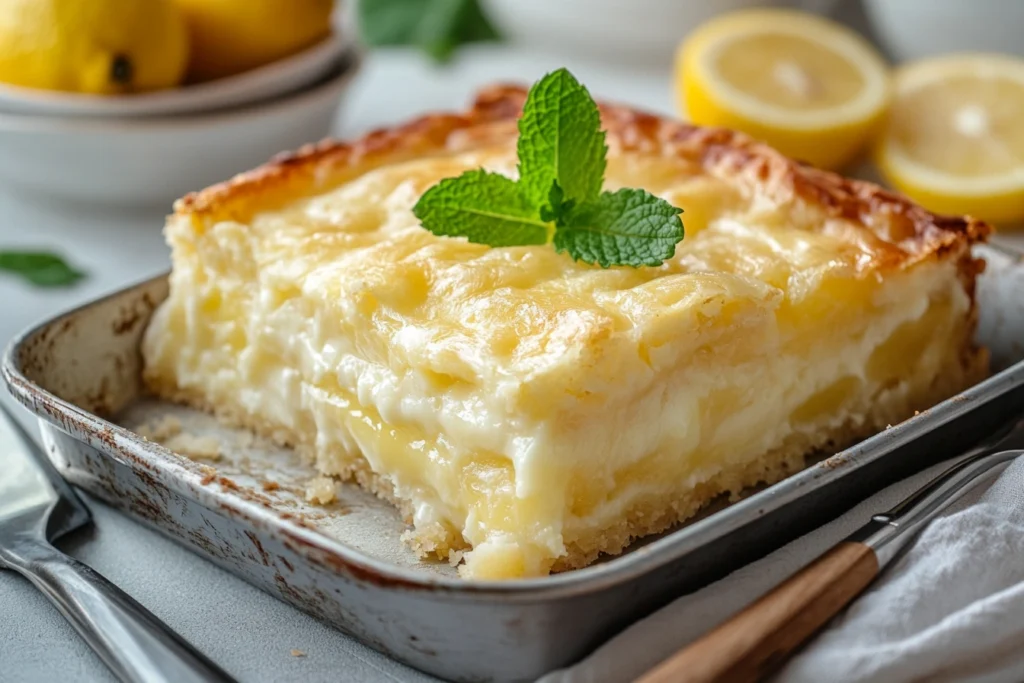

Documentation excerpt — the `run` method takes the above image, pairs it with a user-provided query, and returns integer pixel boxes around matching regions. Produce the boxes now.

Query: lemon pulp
[678,9,890,170]
[877,54,1024,224]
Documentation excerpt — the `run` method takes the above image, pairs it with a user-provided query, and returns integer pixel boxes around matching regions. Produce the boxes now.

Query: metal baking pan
[4,244,1024,683]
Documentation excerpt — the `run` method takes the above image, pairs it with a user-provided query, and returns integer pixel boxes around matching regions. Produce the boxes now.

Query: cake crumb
[305,476,337,505]
[164,433,222,461]
[134,415,182,442]
[448,549,465,567]
[290,649,306,658]
[198,464,217,485]
[261,480,280,492]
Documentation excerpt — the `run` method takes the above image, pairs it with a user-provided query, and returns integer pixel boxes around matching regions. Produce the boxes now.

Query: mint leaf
[0,250,85,287]
[517,68,607,208]
[357,0,500,63]
[413,170,550,247]
[553,189,684,268]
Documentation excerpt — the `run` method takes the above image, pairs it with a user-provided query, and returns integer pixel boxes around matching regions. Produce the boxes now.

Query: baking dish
[4,244,1024,682]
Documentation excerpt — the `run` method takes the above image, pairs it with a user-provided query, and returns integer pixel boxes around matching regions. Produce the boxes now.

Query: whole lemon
[174,0,334,82]
[0,0,188,94]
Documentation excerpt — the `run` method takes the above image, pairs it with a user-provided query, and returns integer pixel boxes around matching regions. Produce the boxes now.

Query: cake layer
[143,86,989,579]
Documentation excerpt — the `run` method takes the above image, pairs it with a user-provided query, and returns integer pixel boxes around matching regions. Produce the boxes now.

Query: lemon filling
[146,266,966,578]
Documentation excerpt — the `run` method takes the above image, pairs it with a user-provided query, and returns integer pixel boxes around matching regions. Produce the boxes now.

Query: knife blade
[0,402,89,540]
[0,403,237,683]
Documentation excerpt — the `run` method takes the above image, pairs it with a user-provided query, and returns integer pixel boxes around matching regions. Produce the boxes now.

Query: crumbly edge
[143,375,461,555]
[142,377,419,524]
[146,339,988,573]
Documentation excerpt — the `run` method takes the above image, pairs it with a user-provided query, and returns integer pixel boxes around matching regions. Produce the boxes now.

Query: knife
[638,428,1024,683]
[0,403,237,683]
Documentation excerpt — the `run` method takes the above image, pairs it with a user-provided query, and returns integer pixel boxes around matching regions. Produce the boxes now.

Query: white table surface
[2,40,1023,683]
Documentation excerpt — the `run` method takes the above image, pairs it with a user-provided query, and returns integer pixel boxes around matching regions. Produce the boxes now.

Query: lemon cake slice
[142,85,989,579]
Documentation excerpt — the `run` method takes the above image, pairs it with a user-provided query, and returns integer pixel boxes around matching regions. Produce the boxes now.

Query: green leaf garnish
[517,69,607,208]
[554,189,684,268]
[357,0,500,63]
[0,250,85,287]
[413,170,550,246]
[413,68,684,268]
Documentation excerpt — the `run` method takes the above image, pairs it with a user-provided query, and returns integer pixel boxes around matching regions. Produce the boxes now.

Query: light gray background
[3,19,1024,683]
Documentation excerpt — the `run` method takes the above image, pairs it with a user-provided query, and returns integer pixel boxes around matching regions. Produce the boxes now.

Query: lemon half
[677,9,890,170]
[876,54,1024,225]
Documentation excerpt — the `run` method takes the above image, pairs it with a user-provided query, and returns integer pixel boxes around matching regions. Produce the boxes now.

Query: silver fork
[0,403,236,683]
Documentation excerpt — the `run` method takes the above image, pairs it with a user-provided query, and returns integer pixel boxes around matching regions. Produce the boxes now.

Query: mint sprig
[0,250,84,287]
[413,68,684,268]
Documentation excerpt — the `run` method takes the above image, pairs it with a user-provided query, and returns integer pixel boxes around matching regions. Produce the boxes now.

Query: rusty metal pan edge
[4,270,1024,601]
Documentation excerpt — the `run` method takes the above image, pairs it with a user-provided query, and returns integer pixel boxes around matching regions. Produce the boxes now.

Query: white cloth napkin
[539,455,1024,683]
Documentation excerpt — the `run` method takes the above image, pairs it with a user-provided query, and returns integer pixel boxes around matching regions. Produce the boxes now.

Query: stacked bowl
[0,31,359,207]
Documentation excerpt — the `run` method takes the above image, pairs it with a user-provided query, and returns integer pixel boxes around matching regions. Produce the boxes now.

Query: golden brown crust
[174,83,990,266]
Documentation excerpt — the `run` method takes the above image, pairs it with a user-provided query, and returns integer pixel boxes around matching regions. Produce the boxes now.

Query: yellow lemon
[876,54,1024,225]
[174,0,334,82]
[677,9,890,170]
[0,0,188,94]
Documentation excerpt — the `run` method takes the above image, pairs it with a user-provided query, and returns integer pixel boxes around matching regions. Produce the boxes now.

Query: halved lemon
[876,54,1024,225]
[677,9,890,170]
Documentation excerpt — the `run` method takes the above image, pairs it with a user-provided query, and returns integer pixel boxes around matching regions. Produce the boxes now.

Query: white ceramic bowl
[0,34,347,118]
[862,0,1024,63]
[0,54,359,208]
[480,0,841,65]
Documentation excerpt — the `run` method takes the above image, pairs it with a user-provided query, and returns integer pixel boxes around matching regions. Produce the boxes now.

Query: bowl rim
[0,33,350,116]
[0,49,362,133]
